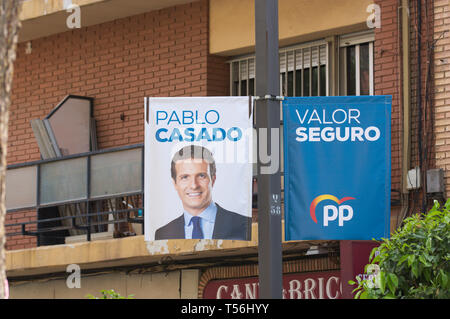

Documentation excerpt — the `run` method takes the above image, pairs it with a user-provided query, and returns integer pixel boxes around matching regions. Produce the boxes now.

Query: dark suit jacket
[155,204,251,240]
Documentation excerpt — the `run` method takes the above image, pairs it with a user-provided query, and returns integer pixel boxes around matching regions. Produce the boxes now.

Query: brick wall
[408,0,436,212]
[374,0,437,218]
[434,0,450,197]
[374,0,402,197]
[6,0,229,250]
[5,210,37,250]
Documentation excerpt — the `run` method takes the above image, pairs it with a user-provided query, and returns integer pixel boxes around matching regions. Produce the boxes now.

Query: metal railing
[6,205,144,241]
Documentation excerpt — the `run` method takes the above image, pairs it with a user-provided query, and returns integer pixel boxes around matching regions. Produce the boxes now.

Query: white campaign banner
[144,97,253,241]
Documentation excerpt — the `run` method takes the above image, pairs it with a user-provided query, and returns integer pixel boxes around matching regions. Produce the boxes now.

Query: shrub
[351,199,450,299]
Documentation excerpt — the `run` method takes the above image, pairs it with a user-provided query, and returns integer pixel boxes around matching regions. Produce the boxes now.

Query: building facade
[4,0,447,299]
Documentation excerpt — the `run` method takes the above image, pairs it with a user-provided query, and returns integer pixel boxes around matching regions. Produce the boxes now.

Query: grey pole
[255,0,283,299]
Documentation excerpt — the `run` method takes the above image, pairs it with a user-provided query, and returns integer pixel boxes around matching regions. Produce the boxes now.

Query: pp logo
[310,194,355,227]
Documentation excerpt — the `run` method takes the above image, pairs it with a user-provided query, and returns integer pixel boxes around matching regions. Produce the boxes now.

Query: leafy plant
[86,289,134,299]
[350,199,450,299]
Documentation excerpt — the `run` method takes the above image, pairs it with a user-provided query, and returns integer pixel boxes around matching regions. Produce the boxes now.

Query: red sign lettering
[203,271,341,299]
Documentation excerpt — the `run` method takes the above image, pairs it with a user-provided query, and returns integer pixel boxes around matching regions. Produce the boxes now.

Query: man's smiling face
[173,158,215,216]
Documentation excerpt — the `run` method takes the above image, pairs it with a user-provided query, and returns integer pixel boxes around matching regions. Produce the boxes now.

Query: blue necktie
[191,216,203,239]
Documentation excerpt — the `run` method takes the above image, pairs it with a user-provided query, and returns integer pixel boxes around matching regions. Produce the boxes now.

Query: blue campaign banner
[283,96,391,241]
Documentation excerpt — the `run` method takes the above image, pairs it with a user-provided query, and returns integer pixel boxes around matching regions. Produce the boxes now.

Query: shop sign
[203,271,341,299]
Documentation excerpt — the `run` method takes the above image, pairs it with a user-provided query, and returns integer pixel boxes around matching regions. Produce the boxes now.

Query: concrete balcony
[6,221,332,279]
[19,0,195,42]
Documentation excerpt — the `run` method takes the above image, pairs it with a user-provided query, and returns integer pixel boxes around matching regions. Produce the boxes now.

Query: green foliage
[351,199,450,299]
[86,289,134,299]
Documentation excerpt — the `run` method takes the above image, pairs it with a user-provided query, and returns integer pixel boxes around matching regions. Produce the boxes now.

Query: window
[229,41,330,183]
[339,32,374,96]
[279,42,328,97]
[229,33,374,212]
[229,32,374,98]
[45,95,95,156]
[231,58,255,96]
[229,41,329,97]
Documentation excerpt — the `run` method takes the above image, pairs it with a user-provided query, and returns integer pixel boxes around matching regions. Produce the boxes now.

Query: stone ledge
[6,222,330,278]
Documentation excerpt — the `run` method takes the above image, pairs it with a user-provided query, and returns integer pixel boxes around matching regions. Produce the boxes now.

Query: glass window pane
[346,46,356,95]
[233,81,239,96]
[287,51,294,96]
[320,65,327,96]
[240,79,247,96]
[47,97,91,156]
[339,47,347,96]
[232,62,239,96]
[239,60,249,96]
[40,157,88,205]
[249,78,255,96]
[295,70,302,96]
[303,68,310,96]
[312,66,318,96]
[232,62,239,81]
[280,73,286,96]
[6,166,37,210]
[91,149,142,198]
[360,43,370,95]
[287,71,293,97]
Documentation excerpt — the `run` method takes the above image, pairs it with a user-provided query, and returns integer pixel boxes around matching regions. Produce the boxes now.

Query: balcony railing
[5,144,144,245]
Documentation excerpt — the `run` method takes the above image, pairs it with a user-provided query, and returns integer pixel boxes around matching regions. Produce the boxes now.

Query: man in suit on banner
[155,145,251,241]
